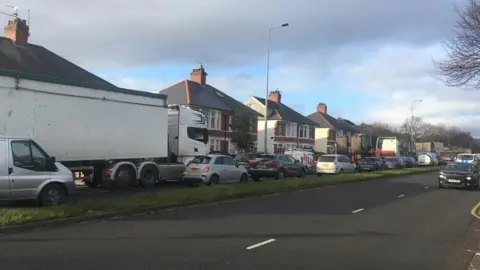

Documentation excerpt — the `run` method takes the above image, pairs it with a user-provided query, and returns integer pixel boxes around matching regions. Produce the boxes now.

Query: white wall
[0,75,168,161]
[257,120,277,153]
[314,128,330,153]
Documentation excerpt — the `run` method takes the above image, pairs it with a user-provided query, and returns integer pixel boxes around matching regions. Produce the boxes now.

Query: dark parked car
[357,157,383,171]
[402,157,418,168]
[234,152,262,173]
[383,157,405,169]
[249,154,305,181]
[439,162,479,189]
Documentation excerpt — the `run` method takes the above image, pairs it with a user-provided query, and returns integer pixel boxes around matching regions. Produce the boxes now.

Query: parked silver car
[183,154,249,185]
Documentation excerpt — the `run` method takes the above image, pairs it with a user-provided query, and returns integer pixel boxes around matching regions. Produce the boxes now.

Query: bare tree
[434,0,480,88]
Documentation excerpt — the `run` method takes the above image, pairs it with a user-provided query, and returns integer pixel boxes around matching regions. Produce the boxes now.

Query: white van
[316,154,356,175]
[284,149,317,174]
[455,153,478,164]
[0,136,75,205]
[417,152,439,166]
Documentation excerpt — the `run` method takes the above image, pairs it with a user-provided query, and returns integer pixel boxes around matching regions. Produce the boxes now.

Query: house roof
[307,112,359,132]
[0,37,165,100]
[0,37,114,88]
[252,96,319,126]
[159,80,262,117]
[337,118,356,126]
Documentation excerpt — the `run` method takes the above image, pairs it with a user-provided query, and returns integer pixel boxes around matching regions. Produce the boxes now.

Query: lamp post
[264,22,289,153]
[410,99,422,154]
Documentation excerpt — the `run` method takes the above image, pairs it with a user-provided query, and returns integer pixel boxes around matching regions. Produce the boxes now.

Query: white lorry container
[0,73,208,189]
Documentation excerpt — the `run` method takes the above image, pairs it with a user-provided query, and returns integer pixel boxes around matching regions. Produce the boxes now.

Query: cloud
[14,0,462,69]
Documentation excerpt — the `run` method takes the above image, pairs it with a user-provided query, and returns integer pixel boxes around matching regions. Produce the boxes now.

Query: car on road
[316,154,356,175]
[455,153,478,165]
[183,155,249,185]
[249,154,305,181]
[402,157,418,168]
[356,157,383,171]
[383,156,405,169]
[438,162,480,189]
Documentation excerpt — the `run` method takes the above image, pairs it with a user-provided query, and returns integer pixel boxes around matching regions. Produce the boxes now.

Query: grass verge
[0,166,440,227]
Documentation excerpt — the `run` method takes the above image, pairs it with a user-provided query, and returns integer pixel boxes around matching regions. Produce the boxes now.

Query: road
[0,173,479,270]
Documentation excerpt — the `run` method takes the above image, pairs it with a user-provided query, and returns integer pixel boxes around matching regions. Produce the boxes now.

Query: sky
[5,0,480,135]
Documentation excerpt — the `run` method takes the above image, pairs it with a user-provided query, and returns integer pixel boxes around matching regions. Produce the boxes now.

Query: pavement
[0,173,479,270]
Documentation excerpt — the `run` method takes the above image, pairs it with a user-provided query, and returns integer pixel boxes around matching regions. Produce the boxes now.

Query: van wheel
[298,169,306,178]
[38,183,66,206]
[115,166,136,188]
[140,165,158,188]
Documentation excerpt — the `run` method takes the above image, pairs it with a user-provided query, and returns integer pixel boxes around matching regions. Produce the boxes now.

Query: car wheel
[298,169,306,178]
[207,174,220,186]
[38,183,67,206]
[252,175,261,182]
[276,169,286,179]
[339,169,344,174]
[239,173,248,183]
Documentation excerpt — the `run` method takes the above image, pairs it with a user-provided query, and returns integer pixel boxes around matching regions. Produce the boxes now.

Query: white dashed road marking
[352,208,364,214]
[398,194,405,198]
[246,239,276,250]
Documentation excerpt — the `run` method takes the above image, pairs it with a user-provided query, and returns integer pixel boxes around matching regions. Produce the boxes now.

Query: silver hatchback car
[183,154,249,185]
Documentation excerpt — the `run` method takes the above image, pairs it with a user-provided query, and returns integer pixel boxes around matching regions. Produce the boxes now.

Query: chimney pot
[268,89,282,103]
[317,102,327,114]
[4,17,30,45]
[190,65,208,85]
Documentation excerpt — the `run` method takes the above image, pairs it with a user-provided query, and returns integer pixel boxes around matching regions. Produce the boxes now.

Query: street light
[264,22,289,153]
[410,99,422,153]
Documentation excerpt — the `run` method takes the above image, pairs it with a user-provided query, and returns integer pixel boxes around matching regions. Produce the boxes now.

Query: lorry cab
[0,136,75,205]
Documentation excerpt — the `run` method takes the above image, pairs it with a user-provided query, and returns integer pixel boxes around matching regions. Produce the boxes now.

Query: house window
[286,123,297,137]
[209,138,221,152]
[228,116,232,131]
[299,125,309,138]
[336,130,344,137]
[208,111,221,130]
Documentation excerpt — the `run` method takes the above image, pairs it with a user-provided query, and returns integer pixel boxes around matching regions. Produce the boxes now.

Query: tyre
[115,166,136,188]
[298,169,306,178]
[339,169,344,174]
[207,174,220,186]
[275,169,286,180]
[140,165,158,188]
[252,175,261,182]
[239,173,248,183]
[38,183,67,206]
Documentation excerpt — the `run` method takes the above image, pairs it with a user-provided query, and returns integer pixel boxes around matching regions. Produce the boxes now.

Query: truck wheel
[38,183,66,206]
[115,166,136,188]
[140,165,158,188]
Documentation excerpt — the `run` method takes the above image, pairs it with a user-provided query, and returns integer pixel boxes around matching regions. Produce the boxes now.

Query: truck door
[0,139,10,199]
[8,140,51,199]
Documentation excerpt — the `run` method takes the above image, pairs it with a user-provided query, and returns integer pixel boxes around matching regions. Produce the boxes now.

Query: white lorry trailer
[0,72,208,190]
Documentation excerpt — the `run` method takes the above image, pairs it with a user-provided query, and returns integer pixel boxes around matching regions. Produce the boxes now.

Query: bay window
[286,123,297,137]
[209,138,221,152]
[208,110,221,130]
[299,125,309,138]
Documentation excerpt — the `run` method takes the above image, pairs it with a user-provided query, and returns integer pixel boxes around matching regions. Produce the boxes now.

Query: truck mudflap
[157,163,186,181]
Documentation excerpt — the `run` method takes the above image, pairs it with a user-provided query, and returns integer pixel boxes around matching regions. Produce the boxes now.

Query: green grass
[0,167,440,227]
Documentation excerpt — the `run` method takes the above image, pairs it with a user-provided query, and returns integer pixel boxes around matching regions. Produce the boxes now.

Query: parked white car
[316,154,356,175]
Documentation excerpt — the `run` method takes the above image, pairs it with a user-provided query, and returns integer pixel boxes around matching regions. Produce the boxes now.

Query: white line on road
[246,239,276,250]
[352,208,364,214]
[424,186,429,189]
[398,194,405,198]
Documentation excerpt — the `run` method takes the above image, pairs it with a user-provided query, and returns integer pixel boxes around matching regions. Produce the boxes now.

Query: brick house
[159,66,261,154]
[244,90,318,153]
[307,102,360,154]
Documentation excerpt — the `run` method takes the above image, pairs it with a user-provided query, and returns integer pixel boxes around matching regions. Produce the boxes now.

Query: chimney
[4,17,30,45]
[317,102,327,114]
[190,65,208,85]
[268,89,282,103]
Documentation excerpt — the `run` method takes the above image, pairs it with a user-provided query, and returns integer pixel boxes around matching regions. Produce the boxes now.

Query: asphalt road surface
[0,173,479,270]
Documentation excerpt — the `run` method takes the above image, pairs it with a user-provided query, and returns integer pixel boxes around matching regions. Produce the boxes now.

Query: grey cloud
[11,0,463,69]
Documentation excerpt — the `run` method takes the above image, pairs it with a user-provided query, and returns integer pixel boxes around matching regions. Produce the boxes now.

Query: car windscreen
[189,156,211,165]
[256,155,275,161]
[457,155,474,160]
[319,156,335,162]
[443,163,473,171]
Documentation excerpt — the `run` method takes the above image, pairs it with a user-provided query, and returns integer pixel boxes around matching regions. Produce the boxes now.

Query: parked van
[417,152,439,166]
[455,153,479,165]
[316,154,356,175]
[0,136,75,205]
[284,149,317,174]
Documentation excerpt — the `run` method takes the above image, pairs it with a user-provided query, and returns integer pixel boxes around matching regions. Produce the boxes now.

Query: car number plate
[257,165,266,169]
[321,164,329,168]
[187,167,199,172]
[447,179,461,183]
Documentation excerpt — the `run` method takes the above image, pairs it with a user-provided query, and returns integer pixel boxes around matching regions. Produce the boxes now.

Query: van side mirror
[48,156,56,170]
